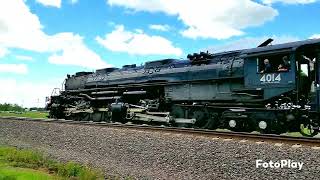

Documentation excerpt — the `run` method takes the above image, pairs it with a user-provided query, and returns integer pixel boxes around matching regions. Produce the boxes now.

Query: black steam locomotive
[46,38,320,137]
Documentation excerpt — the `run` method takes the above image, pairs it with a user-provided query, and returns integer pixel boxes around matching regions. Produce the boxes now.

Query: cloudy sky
[0,0,320,107]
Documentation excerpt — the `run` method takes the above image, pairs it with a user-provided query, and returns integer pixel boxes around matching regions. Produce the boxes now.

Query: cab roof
[243,38,320,55]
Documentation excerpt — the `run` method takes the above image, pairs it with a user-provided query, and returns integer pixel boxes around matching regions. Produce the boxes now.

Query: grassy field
[0,111,48,119]
[0,166,58,180]
[0,146,103,180]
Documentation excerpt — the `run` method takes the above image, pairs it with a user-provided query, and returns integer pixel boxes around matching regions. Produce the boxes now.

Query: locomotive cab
[244,51,296,101]
[244,39,320,108]
[242,39,320,136]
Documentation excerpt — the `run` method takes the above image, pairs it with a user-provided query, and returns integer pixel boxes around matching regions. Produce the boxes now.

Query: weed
[0,146,104,179]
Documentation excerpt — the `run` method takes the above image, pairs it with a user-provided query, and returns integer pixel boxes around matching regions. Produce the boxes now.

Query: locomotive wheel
[112,112,128,124]
[80,112,90,121]
[227,119,244,132]
[256,120,283,134]
[192,109,219,129]
[192,110,207,128]
[91,112,103,122]
[202,112,219,130]
[271,120,286,135]
[257,120,272,134]
[229,120,255,132]
[106,112,112,122]
[171,105,184,119]
[67,112,91,121]
[300,123,318,137]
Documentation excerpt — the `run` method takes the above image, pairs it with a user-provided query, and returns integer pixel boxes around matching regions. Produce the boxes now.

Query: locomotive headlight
[258,121,267,130]
[229,120,236,128]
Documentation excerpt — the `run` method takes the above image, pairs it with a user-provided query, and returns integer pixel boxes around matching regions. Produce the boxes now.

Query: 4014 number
[260,74,281,83]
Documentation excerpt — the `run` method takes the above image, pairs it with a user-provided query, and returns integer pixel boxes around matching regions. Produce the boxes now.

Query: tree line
[0,103,25,112]
[0,103,46,112]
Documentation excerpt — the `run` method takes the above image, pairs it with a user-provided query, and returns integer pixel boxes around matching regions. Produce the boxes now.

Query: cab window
[257,54,291,73]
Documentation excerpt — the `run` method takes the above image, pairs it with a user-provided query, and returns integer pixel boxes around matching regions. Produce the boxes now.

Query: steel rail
[1,116,320,147]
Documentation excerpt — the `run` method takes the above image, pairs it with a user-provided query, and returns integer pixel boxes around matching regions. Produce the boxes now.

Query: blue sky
[0,0,320,107]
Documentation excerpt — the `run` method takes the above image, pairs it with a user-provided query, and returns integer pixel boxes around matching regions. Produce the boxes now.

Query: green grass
[0,167,58,180]
[0,146,104,180]
[0,111,48,119]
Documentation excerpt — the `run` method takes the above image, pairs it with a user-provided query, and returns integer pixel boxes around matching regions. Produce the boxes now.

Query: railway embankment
[0,118,319,179]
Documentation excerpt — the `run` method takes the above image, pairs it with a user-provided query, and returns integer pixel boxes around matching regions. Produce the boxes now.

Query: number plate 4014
[260,74,281,83]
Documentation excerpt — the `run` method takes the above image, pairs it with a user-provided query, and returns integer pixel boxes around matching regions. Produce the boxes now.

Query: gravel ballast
[0,119,319,179]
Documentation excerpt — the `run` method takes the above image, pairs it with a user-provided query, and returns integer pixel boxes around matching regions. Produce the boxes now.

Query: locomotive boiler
[46,38,320,137]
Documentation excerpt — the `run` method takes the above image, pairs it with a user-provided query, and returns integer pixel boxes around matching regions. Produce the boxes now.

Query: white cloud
[206,35,300,53]
[108,0,278,39]
[0,0,110,69]
[15,55,34,61]
[135,29,144,33]
[149,24,170,31]
[48,33,111,69]
[309,34,320,39]
[262,0,318,5]
[0,0,46,52]
[47,33,112,68]
[96,25,182,56]
[36,0,61,8]
[0,64,28,74]
[0,78,62,107]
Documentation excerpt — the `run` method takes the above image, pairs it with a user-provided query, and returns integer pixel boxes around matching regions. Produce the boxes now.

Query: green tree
[0,103,24,112]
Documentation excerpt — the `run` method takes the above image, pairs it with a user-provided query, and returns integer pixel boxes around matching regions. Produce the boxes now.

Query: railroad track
[1,116,320,147]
